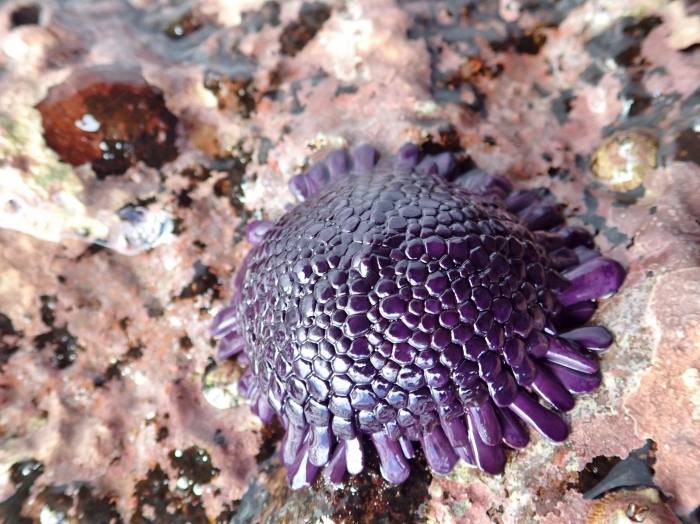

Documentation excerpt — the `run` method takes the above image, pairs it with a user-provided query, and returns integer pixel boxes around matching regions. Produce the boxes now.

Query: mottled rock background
[0,0,699,522]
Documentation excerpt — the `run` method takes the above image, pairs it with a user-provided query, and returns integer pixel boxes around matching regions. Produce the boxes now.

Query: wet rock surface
[0,0,699,522]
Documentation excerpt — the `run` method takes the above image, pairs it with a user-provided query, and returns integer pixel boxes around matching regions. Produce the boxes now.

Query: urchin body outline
[211,143,625,488]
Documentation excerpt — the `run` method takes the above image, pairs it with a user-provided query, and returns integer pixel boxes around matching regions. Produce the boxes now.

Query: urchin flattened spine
[211,143,626,488]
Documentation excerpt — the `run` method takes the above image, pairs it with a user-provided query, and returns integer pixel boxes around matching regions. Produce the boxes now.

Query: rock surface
[0,0,699,522]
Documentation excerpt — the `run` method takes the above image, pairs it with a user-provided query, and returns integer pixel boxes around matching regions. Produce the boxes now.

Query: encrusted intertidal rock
[588,488,682,524]
[211,143,626,488]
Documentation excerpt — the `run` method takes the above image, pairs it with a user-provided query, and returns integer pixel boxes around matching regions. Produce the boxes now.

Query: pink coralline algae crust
[625,269,700,516]
[211,143,625,489]
[1,0,700,521]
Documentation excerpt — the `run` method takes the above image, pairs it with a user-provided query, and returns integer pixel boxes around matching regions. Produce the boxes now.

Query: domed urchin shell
[211,143,626,489]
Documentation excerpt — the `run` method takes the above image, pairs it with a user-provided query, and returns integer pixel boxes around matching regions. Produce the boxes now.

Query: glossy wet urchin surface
[1,0,700,523]
[212,142,625,489]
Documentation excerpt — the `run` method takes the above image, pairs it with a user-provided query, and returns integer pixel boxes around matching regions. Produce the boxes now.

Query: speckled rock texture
[0,0,699,523]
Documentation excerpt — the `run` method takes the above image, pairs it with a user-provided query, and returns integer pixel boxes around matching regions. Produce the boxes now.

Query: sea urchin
[211,143,625,489]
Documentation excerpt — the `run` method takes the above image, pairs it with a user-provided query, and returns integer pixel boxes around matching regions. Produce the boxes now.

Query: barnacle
[211,143,625,488]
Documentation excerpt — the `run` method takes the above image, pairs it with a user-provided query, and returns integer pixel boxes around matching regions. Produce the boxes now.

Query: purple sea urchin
[211,143,625,489]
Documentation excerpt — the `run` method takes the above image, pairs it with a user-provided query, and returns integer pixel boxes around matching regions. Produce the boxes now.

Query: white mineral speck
[74,113,101,132]
[177,476,189,490]
[40,507,67,524]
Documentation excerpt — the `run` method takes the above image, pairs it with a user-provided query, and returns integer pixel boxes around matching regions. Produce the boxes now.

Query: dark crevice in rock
[177,261,221,300]
[0,459,45,523]
[10,4,40,27]
[279,2,332,57]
